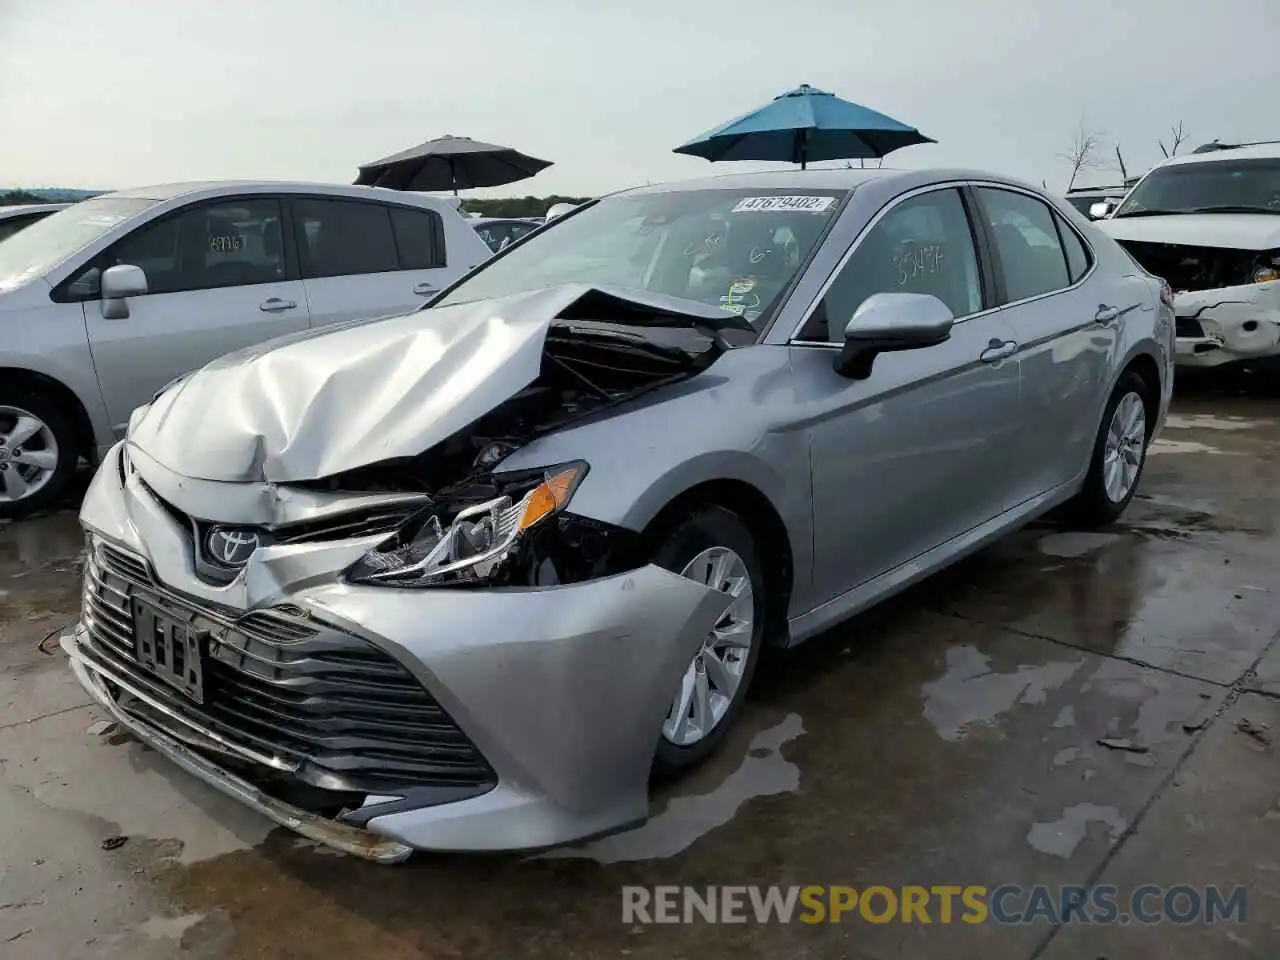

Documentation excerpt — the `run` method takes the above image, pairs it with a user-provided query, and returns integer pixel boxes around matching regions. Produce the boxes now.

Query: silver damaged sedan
[62,169,1175,861]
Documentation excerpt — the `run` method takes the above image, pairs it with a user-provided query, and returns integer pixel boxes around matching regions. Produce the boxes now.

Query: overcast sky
[2,0,1276,197]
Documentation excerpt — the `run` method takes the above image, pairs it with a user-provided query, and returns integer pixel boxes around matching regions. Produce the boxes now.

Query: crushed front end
[62,289,733,860]
[1117,240,1280,369]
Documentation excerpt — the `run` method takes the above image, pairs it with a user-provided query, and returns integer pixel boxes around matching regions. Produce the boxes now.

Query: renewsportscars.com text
[622,884,1247,926]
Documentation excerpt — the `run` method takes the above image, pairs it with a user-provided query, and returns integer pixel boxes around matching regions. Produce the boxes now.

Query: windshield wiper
[1111,209,1178,219]
[1185,205,1280,215]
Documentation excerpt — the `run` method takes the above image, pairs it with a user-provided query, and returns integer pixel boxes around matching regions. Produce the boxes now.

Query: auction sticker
[732,195,835,213]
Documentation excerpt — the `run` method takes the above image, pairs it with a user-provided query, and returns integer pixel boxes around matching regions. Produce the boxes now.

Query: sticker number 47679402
[732,195,835,214]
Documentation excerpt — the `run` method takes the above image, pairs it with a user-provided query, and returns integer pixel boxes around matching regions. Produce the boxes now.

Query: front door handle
[980,339,1018,363]
[1095,304,1121,324]
[259,298,297,313]
[413,282,438,296]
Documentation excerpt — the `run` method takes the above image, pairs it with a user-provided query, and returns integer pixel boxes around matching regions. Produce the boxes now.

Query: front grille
[1175,317,1205,339]
[80,543,494,793]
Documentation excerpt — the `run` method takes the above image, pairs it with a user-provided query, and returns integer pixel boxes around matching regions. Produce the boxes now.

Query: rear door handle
[413,282,438,296]
[259,298,297,313]
[1095,304,1120,324]
[980,339,1018,363]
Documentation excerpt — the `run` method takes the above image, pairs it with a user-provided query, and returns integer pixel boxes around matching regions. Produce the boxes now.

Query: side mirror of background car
[1088,199,1119,220]
[100,264,148,320]
[834,292,954,380]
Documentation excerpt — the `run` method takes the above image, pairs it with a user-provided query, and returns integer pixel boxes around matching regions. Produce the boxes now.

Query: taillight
[1159,280,1174,309]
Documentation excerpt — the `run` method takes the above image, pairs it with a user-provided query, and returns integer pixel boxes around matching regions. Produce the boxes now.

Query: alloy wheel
[1102,391,1146,503]
[662,546,755,747]
[0,406,60,504]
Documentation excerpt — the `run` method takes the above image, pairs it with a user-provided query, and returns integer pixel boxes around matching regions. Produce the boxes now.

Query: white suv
[0,181,493,517]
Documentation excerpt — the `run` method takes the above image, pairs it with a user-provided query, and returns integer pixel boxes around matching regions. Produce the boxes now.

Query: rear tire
[1066,371,1152,528]
[651,506,766,776]
[0,388,79,520]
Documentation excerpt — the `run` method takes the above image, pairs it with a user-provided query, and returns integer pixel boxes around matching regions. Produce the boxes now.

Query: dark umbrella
[355,135,552,194]
[674,84,934,170]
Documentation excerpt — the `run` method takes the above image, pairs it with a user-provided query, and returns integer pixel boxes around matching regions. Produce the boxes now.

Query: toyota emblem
[205,527,261,567]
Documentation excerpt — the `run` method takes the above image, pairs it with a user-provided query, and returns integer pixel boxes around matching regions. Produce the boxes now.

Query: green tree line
[460,195,592,218]
[0,190,48,206]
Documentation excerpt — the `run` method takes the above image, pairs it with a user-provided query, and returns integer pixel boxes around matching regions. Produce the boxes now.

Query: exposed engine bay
[1117,240,1280,293]
[291,310,730,589]
[1116,240,1280,368]
[303,318,721,501]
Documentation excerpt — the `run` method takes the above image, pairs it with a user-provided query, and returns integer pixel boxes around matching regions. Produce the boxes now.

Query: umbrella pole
[799,133,808,171]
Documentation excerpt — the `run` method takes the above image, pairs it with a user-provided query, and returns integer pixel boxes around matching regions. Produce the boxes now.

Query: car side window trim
[1050,208,1094,283]
[288,195,447,276]
[785,183,995,345]
[52,195,299,302]
[965,183,1098,311]
[388,205,447,270]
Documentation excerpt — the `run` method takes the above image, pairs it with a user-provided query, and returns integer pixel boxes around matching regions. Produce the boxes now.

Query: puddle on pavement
[135,912,206,941]
[1036,532,1123,558]
[1163,413,1257,431]
[1050,746,1088,768]
[1149,439,1239,456]
[535,713,805,864]
[0,513,85,575]
[1027,802,1127,859]
[920,645,1083,742]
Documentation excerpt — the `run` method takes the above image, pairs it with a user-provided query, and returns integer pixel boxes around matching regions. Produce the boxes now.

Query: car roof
[100,180,461,207]
[1159,142,1280,168]
[0,203,70,218]
[614,166,1046,199]
[621,168,895,195]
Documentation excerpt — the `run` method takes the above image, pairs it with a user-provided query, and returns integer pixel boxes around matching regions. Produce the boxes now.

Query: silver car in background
[0,182,492,517]
[62,168,1173,861]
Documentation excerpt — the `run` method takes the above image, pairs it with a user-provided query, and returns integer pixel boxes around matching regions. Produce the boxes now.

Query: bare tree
[1158,121,1188,158]
[1058,120,1105,191]
[1114,144,1129,183]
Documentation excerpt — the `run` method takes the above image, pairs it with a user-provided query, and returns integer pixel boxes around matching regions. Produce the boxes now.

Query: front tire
[1067,371,1152,528]
[651,506,766,776]
[0,388,78,520]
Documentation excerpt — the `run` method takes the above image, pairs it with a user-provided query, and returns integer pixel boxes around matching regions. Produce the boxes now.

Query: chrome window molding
[784,179,1101,346]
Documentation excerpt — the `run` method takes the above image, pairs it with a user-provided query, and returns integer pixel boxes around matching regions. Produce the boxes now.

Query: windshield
[0,197,155,293]
[1114,158,1280,217]
[436,187,848,327]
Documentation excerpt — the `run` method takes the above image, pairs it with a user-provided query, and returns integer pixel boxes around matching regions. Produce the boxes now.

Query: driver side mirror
[100,264,147,320]
[834,292,954,380]
[1088,199,1119,220]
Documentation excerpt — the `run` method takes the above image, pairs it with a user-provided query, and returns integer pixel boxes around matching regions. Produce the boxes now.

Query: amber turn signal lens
[517,465,586,532]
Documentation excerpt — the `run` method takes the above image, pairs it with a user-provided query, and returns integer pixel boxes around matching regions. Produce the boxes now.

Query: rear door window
[974,188,1072,302]
[390,207,445,269]
[292,198,399,278]
[1055,213,1092,282]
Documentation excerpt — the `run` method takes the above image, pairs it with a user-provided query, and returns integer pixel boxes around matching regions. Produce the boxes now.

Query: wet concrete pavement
[2,384,1278,959]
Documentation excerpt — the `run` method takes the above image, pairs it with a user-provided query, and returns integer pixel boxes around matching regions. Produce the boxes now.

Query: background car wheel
[1067,370,1152,528]
[0,389,78,520]
[651,505,766,776]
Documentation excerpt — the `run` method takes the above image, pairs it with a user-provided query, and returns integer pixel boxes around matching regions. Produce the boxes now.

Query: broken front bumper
[65,451,728,858]
[1174,281,1280,368]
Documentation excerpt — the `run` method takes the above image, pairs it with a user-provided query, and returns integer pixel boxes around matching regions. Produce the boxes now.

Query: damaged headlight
[346,461,589,587]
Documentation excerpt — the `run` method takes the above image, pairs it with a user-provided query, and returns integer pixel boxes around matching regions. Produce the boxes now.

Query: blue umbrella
[674,84,934,170]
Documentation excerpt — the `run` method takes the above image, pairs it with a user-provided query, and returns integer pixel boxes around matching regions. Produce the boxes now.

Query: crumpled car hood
[1100,213,1280,251]
[128,286,595,483]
